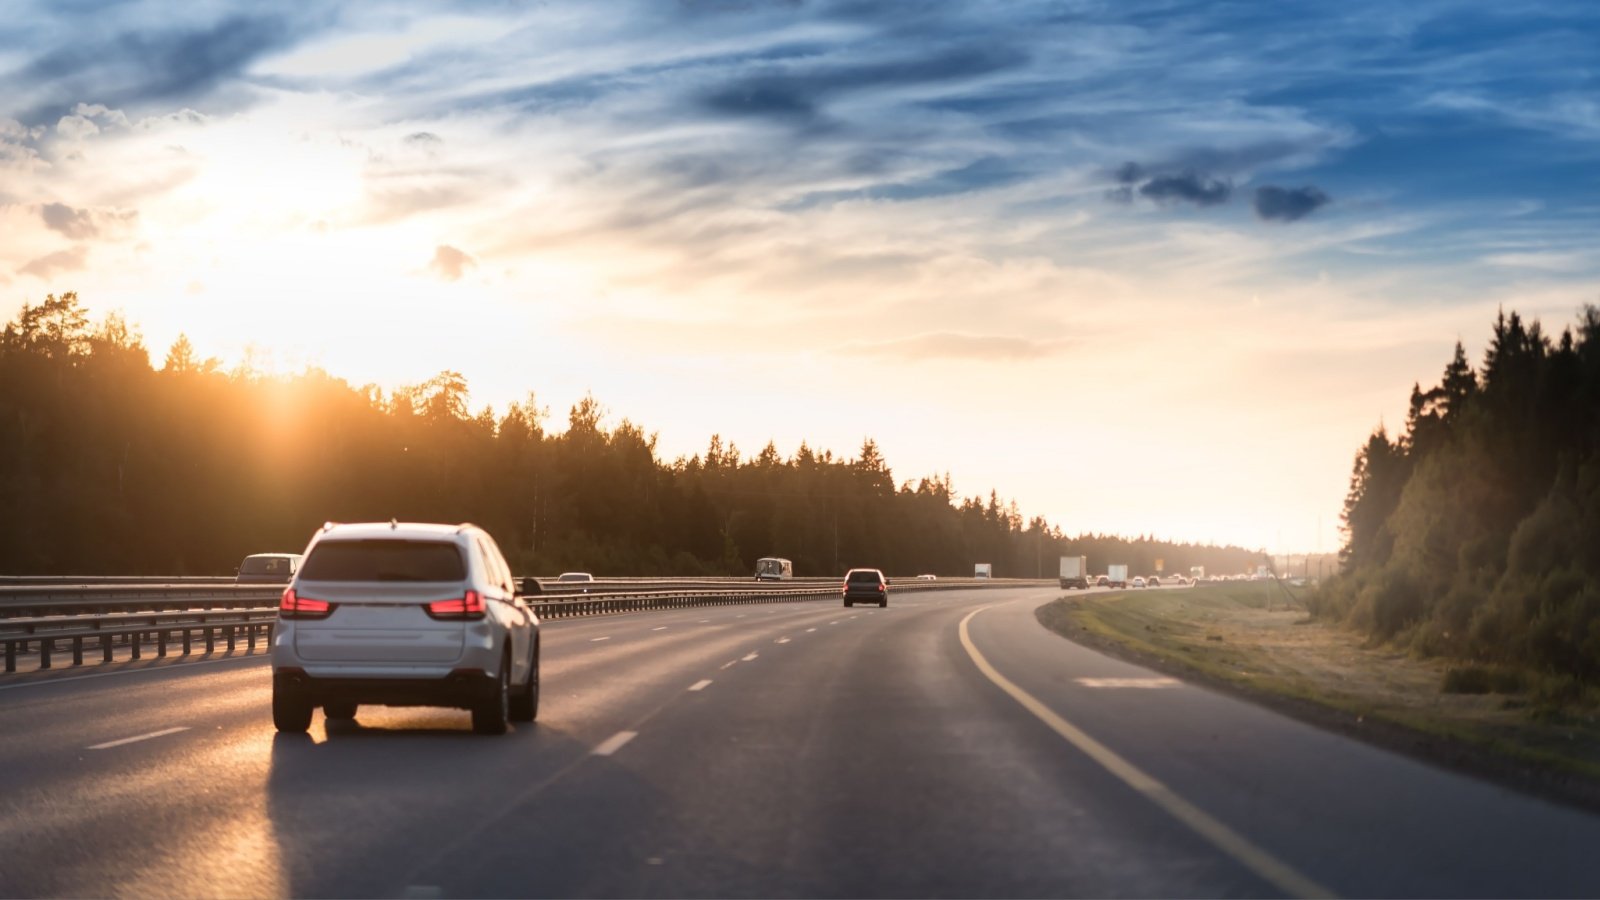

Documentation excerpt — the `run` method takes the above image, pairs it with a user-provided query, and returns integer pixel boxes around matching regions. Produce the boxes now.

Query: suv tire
[274,687,313,733]
[510,641,539,722]
[473,653,511,735]
[324,701,357,720]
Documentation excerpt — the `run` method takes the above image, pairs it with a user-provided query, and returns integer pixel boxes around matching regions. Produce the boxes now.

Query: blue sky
[2,0,1597,552]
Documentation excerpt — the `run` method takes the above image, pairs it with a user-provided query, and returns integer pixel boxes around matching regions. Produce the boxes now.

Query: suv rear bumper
[274,668,497,709]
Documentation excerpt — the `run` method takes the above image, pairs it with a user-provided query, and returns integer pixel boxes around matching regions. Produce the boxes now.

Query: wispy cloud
[842,332,1066,362]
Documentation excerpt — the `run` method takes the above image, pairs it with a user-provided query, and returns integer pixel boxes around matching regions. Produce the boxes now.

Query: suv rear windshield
[847,571,882,583]
[300,540,466,582]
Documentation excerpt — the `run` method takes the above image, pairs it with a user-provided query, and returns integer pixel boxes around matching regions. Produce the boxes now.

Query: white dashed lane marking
[87,726,190,750]
[806,628,817,633]
[775,637,791,644]
[590,636,611,642]
[651,626,668,631]
[593,731,638,756]
[741,651,759,662]
[688,679,713,691]
[720,659,739,670]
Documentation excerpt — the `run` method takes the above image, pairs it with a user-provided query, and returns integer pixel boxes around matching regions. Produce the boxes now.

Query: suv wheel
[879,598,887,608]
[844,598,853,607]
[273,686,313,733]
[510,640,539,722]
[324,701,357,720]
[473,652,511,735]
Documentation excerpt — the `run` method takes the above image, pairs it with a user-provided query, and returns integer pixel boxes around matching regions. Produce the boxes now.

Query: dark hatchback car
[236,553,303,584]
[842,568,888,608]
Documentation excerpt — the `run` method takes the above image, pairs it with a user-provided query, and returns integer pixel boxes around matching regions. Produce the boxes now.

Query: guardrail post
[157,630,168,657]
[102,634,113,663]
[5,641,14,673]
[182,629,191,655]
[205,628,215,653]
[72,636,84,666]
[247,626,257,651]
[131,632,141,660]
[226,625,236,652]
[40,638,51,669]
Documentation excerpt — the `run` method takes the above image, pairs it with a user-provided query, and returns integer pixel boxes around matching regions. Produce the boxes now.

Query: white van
[754,557,793,581]
[974,563,993,579]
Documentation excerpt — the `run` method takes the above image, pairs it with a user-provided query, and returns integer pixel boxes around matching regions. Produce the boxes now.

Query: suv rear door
[290,538,470,664]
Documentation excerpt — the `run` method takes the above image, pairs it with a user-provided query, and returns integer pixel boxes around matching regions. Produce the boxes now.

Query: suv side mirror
[520,576,543,597]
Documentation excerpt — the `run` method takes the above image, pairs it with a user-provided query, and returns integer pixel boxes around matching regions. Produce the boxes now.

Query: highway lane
[0,586,1597,897]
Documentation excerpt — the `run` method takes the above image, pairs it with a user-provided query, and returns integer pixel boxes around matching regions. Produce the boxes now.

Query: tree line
[1319,305,1600,682]
[0,292,1264,578]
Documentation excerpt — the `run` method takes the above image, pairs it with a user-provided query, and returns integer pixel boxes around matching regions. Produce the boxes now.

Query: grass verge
[1038,582,1600,812]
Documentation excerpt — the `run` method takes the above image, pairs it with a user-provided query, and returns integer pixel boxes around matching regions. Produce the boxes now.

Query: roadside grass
[1038,582,1600,790]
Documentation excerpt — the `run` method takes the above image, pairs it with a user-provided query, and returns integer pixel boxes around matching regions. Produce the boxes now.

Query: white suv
[271,522,540,735]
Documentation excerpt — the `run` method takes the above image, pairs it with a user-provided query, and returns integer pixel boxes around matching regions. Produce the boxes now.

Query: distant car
[236,553,302,584]
[556,572,594,593]
[271,521,539,735]
[843,568,888,608]
[1096,575,1109,587]
[916,574,937,580]
[1132,576,1147,588]
[1148,575,1162,587]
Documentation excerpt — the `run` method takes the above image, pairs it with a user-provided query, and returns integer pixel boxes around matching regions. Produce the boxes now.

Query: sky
[2,0,1597,554]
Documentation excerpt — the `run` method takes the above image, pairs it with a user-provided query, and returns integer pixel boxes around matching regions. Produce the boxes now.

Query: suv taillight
[426,589,486,620]
[279,588,334,619]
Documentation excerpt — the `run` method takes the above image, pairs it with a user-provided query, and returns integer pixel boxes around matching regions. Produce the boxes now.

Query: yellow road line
[958,606,1336,899]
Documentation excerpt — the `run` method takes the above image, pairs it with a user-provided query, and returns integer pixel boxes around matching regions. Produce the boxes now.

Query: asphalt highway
[2,586,1598,898]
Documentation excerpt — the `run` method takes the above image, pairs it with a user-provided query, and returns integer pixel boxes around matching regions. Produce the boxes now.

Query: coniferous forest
[1319,305,1600,682]
[0,293,1263,578]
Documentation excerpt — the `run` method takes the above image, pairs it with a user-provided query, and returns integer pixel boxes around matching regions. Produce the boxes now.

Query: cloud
[1107,162,1236,208]
[428,244,476,281]
[38,203,138,240]
[55,114,99,141]
[19,14,303,119]
[1253,185,1330,222]
[842,332,1064,362]
[1140,172,1232,207]
[40,202,97,238]
[403,132,442,145]
[19,245,89,279]
[1483,251,1588,272]
[699,44,1029,123]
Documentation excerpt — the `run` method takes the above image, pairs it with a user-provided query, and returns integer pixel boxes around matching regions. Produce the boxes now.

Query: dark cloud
[404,132,443,145]
[429,244,476,282]
[1140,172,1232,207]
[1107,161,1232,208]
[1253,185,1331,222]
[41,202,96,238]
[19,14,305,121]
[699,44,1029,123]
[19,245,88,279]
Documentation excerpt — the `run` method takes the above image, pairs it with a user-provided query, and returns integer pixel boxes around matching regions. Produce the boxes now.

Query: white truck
[1058,555,1089,589]
[974,563,992,579]
[1107,564,1129,589]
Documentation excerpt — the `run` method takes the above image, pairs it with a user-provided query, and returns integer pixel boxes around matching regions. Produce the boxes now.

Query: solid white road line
[87,726,190,750]
[957,607,1333,899]
[592,731,638,757]
[1077,677,1182,689]
[688,679,713,692]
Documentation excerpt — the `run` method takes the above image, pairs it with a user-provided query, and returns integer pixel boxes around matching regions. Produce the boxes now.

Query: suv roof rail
[456,522,478,533]
[322,521,339,532]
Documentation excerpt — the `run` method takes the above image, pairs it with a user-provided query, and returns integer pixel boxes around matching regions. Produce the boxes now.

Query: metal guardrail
[0,577,1053,674]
